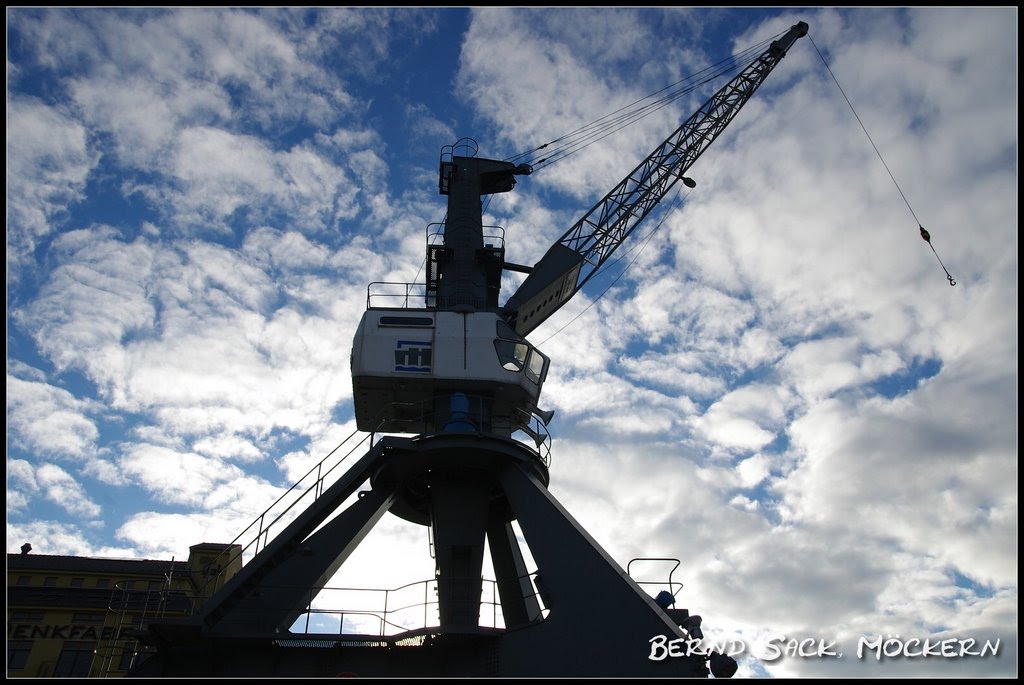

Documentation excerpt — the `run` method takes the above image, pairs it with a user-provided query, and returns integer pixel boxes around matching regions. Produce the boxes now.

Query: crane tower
[131,21,809,678]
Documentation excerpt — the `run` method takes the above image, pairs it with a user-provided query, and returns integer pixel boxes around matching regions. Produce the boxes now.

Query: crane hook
[920,225,957,286]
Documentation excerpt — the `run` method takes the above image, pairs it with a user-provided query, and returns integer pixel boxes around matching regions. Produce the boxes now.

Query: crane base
[131,434,711,678]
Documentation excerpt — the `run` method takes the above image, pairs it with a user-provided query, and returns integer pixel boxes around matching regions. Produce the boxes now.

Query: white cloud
[619,352,729,398]
[167,127,360,234]
[7,9,421,245]
[7,520,136,558]
[15,227,362,444]
[118,443,249,507]
[781,337,904,402]
[5,7,1015,678]
[82,458,132,487]
[115,511,252,561]
[69,75,212,168]
[780,371,1016,589]
[691,384,793,453]
[736,453,771,488]
[35,463,103,519]
[7,460,40,512]
[5,375,100,460]
[242,227,331,271]
[191,434,264,462]
[15,226,158,375]
[6,460,102,523]
[6,98,98,277]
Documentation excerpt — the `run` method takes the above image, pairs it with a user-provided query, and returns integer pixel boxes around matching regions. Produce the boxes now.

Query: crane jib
[504,22,809,337]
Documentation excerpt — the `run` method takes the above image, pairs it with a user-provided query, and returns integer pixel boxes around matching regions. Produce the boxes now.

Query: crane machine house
[351,143,553,443]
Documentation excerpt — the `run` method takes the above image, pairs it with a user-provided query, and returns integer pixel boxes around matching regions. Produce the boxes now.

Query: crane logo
[394,340,432,373]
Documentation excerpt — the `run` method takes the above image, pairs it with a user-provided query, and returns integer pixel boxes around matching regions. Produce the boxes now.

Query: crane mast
[504,21,809,336]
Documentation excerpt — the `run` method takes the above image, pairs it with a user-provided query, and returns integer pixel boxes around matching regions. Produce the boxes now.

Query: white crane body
[352,309,550,436]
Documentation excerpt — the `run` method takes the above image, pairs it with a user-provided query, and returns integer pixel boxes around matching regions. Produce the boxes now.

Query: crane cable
[506,34,777,172]
[502,31,788,344]
[408,38,774,301]
[808,35,956,287]
[535,181,690,347]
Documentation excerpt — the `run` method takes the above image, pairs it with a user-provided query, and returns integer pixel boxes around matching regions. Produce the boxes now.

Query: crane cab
[351,308,550,436]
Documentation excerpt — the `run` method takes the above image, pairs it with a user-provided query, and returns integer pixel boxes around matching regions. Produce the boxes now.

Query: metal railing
[94,583,193,676]
[427,221,506,250]
[194,430,374,604]
[367,281,429,309]
[628,557,683,603]
[192,414,550,614]
[440,137,480,165]
[372,394,552,468]
[373,221,506,311]
[287,574,548,638]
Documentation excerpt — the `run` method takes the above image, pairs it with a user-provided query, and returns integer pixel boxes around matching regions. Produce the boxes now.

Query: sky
[5,7,1017,678]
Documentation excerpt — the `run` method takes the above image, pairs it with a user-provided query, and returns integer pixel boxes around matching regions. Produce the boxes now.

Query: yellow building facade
[7,542,241,677]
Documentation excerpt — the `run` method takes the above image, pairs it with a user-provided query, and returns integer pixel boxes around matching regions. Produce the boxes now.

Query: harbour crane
[132,21,808,679]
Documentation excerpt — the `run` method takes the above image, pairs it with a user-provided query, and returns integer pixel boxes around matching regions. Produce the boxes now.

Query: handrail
[366,281,429,309]
[288,574,546,637]
[440,137,479,164]
[192,416,549,617]
[366,395,552,468]
[374,221,505,311]
[427,222,506,250]
[627,557,683,602]
[194,430,373,604]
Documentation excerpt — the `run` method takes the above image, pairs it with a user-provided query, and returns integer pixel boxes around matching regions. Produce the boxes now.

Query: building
[7,542,241,677]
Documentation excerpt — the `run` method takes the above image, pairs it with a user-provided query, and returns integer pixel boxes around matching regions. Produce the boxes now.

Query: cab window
[494,320,548,383]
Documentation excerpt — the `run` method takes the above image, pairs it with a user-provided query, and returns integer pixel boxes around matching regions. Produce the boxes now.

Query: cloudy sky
[6,7,1017,678]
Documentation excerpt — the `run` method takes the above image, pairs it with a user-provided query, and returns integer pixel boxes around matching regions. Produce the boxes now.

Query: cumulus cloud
[6,520,137,559]
[691,383,793,453]
[452,7,1016,677]
[15,227,362,443]
[6,98,99,278]
[7,459,40,511]
[35,464,103,519]
[6,374,101,460]
[6,459,103,533]
[5,7,1015,679]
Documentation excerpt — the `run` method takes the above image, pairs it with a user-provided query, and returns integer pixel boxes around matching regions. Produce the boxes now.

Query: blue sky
[6,7,1017,677]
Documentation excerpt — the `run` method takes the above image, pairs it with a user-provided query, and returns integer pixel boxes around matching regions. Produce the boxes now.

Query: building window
[71,577,84,588]
[54,641,96,677]
[8,640,33,670]
[10,611,44,623]
[71,612,105,625]
[96,578,110,589]
[117,641,137,672]
[43,577,58,587]
[16,576,32,586]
